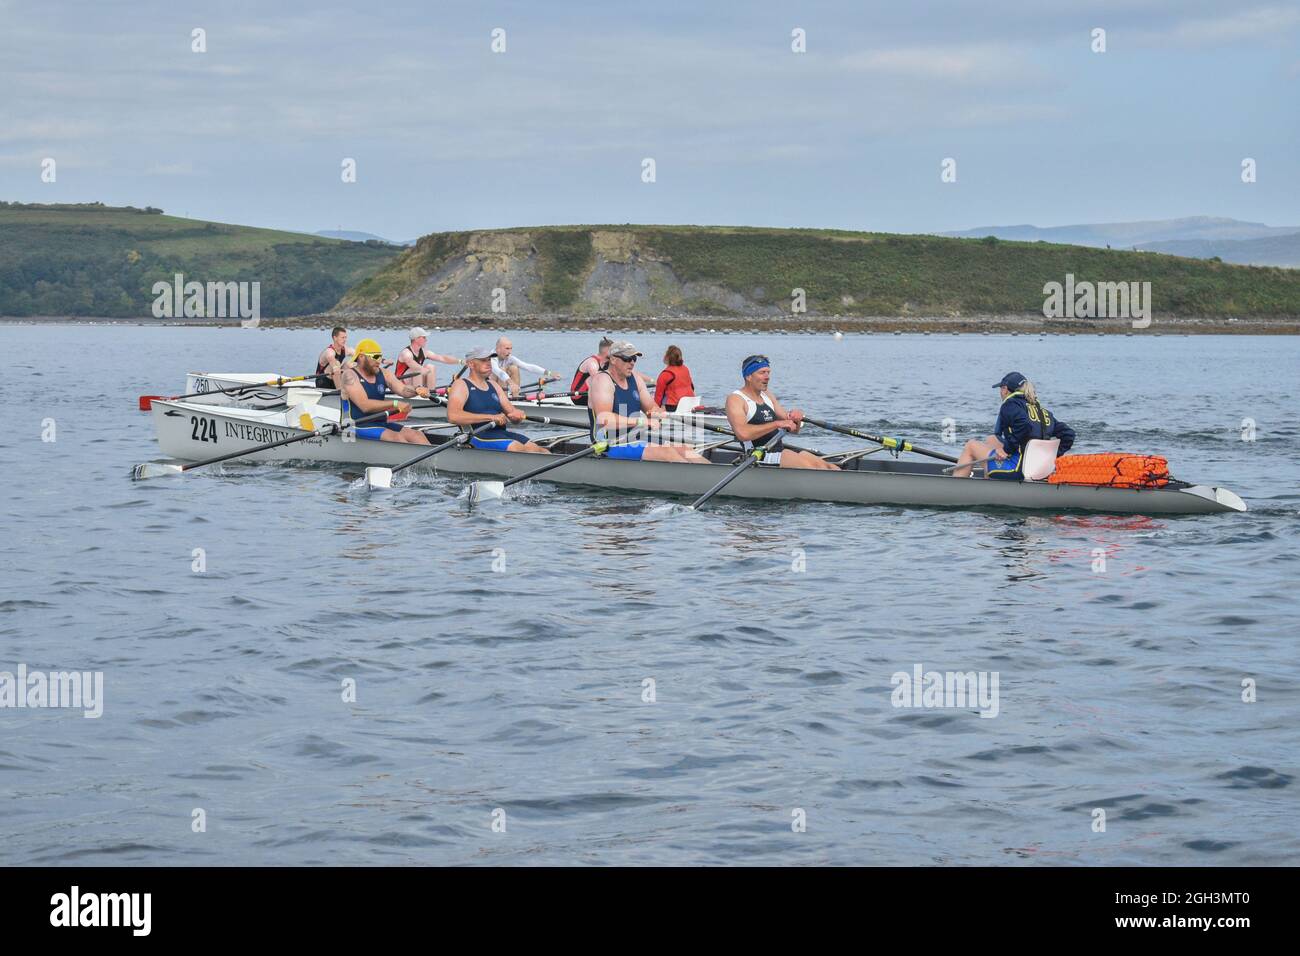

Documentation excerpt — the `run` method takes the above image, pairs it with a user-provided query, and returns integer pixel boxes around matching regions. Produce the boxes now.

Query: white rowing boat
[181,372,733,430]
[146,399,1248,515]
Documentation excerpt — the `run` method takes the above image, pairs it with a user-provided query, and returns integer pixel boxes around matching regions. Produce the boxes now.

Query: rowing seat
[1021,438,1060,481]
[674,396,702,414]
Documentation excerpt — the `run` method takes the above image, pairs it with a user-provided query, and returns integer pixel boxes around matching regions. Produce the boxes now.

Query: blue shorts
[604,442,647,461]
[987,451,1022,479]
[355,422,405,441]
[470,430,529,451]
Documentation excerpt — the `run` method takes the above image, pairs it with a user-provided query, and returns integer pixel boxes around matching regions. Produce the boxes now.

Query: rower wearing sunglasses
[724,355,839,470]
[446,346,551,454]
[339,338,435,444]
[586,341,707,463]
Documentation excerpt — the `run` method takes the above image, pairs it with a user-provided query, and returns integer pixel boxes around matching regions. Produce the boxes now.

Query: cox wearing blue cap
[951,372,1076,478]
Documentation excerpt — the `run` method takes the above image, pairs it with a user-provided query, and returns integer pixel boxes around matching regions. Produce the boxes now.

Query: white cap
[409,326,428,340]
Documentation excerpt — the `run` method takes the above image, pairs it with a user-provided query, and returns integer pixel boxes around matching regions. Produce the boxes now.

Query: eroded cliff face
[338,229,779,317]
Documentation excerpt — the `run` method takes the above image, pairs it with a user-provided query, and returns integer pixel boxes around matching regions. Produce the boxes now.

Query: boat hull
[150,400,1246,515]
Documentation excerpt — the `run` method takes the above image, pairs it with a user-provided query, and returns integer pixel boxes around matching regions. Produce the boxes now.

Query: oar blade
[467,480,505,504]
[138,396,162,411]
[365,466,393,490]
[132,461,184,481]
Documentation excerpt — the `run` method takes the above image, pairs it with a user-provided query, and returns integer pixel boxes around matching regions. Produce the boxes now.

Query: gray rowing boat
[148,399,1247,515]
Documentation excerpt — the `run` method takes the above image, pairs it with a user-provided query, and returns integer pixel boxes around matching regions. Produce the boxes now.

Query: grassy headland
[0,202,401,318]
[336,224,1300,321]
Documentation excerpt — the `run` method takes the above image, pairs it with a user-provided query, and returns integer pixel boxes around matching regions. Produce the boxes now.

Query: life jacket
[990,392,1056,478]
[315,346,345,389]
[571,355,604,405]
[657,365,696,411]
[394,346,425,380]
[1047,454,1170,488]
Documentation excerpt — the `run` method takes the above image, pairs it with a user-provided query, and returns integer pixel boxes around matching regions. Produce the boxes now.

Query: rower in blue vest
[445,346,550,453]
[586,341,707,462]
[952,372,1076,478]
[340,338,435,444]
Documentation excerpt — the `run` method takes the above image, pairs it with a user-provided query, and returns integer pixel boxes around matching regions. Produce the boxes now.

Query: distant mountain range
[314,230,414,246]
[1137,233,1300,268]
[942,216,1300,267]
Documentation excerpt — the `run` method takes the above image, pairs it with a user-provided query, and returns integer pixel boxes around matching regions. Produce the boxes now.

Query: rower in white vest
[724,355,839,470]
[491,337,560,399]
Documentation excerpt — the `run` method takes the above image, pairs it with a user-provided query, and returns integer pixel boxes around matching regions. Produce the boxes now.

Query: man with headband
[724,355,839,470]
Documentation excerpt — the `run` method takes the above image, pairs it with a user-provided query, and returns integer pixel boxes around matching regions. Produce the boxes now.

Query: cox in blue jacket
[994,389,1075,458]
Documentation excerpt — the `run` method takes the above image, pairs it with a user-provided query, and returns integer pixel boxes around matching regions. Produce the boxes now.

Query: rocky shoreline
[6,312,1299,334]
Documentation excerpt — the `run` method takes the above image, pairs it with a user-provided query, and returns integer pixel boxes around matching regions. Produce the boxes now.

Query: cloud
[839,44,1031,82]
[947,103,1066,127]
[0,148,102,169]
[145,161,197,175]
[1157,5,1300,47]
[0,118,108,145]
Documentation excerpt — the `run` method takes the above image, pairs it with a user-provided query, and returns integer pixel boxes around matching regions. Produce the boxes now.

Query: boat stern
[1212,487,1248,512]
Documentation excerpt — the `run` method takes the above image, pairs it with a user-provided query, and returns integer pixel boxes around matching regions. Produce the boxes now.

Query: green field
[0,202,401,317]
[340,224,1300,318]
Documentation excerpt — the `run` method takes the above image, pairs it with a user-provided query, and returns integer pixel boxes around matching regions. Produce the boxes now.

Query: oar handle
[518,412,572,427]
[667,410,815,455]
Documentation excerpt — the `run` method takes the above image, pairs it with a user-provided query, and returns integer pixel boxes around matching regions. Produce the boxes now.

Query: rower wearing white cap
[725,354,839,470]
[491,336,559,399]
[587,341,707,463]
[395,327,459,392]
[446,346,551,454]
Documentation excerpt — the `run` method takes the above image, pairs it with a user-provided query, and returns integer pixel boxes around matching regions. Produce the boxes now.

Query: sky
[2,0,1297,240]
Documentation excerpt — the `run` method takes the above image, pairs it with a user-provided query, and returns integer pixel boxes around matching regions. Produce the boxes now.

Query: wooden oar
[138,375,315,411]
[800,417,958,464]
[466,437,614,504]
[688,448,766,511]
[365,422,496,490]
[131,410,390,480]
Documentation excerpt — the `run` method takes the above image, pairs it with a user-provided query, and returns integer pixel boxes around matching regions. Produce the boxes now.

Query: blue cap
[993,371,1026,390]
